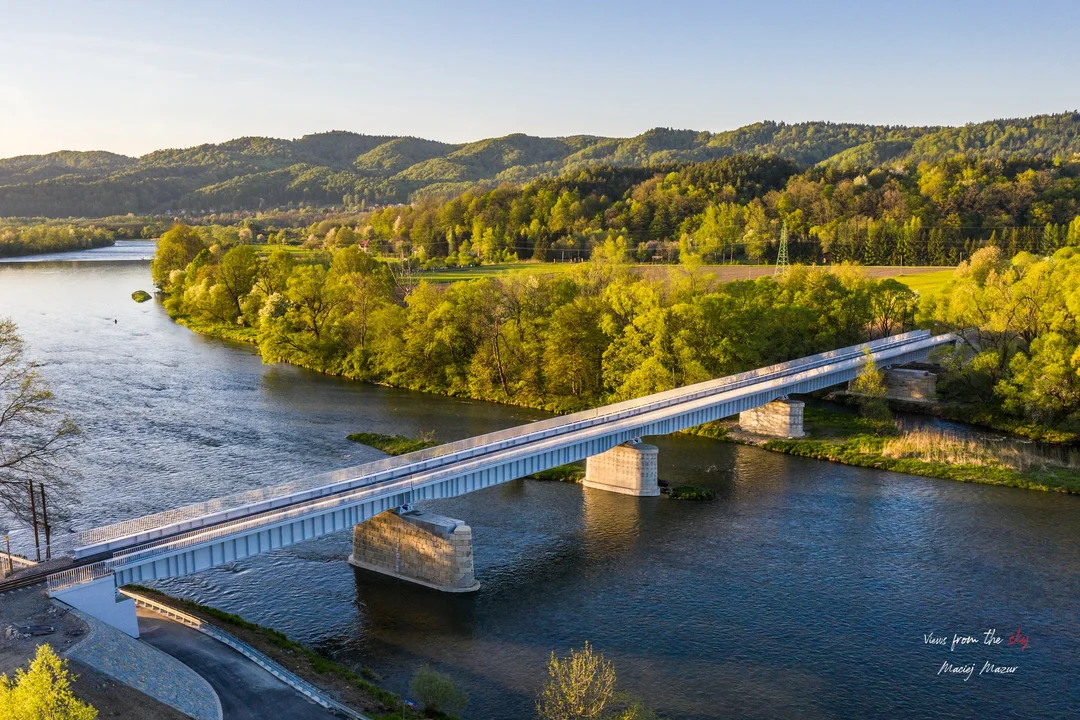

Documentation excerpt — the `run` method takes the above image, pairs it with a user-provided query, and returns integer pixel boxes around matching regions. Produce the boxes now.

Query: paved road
[137,612,339,720]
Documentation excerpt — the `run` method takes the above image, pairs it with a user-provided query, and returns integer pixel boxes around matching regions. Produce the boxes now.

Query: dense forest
[356,155,1080,266]
[151,223,1080,433]
[150,224,920,412]
[3,112,1080,218]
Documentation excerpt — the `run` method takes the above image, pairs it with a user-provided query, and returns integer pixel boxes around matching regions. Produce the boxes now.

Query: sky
[0,0,1077,158]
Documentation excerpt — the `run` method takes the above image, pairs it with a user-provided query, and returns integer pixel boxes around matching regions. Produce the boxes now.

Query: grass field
[423,262,957,289]
[249,248,957,293]
[423,263,577,282]
[891,268,955,295]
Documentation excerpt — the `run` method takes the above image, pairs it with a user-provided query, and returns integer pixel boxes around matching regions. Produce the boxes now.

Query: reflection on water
[582,486,647,554]
[0,239,157,263]
[1,261,1079,719]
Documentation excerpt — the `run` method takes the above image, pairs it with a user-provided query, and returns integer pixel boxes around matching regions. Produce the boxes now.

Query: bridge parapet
[45,331,957,629]
[75,331,946,559]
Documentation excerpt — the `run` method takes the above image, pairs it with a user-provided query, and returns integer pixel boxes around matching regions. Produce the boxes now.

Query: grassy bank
[747,407,1080,495]
[348,431,585,482]
[175,315,259,345]
[347,431,440,455]
[126,586,431,720]
[931,404,1079,445]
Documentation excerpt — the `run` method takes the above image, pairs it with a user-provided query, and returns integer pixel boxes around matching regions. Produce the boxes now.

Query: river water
[1,243,1078,719]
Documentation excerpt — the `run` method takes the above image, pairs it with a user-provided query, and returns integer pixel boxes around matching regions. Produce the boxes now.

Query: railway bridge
[33,330,953,637]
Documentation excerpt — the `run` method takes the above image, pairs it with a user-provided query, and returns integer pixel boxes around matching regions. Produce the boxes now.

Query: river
[1,242,1078,719]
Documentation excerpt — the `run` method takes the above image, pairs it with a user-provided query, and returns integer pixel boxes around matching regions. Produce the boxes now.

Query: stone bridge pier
[349,509,480,592]
[738,398,805,438]
[582,441,660,496]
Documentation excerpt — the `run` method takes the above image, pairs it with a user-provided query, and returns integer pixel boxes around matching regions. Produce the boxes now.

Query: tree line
[352,155,1080,267]
[152,224,918,412]
[5,113,1080,218]
[0,224,116,258]
[923,245,1080,433]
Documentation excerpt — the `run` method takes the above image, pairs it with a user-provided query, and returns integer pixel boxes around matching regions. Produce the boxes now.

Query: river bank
[8,259,1080,719]
[178,310,1080,497]
[692,405,1080,495]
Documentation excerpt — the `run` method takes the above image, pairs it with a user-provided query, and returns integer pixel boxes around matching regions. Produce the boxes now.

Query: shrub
[668,485,716,501]
[131,290,152,303]
[530,464,584,482]
[536,641,616,720]
[409,665,468,716]
[0,644,97,720]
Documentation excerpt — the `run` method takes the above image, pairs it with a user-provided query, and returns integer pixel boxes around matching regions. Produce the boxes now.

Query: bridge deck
[74,330,951,562]
[42,331,956,593]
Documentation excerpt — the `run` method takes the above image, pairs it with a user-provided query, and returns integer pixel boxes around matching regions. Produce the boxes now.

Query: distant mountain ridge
[2,112,1079,218]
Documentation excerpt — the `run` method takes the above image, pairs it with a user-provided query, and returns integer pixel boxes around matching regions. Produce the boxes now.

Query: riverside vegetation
[760,405,1080,495]
[0,223,115,258]
[152,223,921,413]
[729,352,1080,495]
[153,221,1080,488]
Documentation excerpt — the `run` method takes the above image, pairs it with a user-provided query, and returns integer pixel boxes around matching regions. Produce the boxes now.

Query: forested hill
[2,112,1079,218]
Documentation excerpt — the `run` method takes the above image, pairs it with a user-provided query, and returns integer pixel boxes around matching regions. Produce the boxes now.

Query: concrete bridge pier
[349,509,480,592]
[582,441,660,496]
[739,398,805,438]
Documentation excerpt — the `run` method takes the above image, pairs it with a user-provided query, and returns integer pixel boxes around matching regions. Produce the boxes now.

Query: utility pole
[40,484,51,560]
[28,480,40,561]
[774,222,790,277]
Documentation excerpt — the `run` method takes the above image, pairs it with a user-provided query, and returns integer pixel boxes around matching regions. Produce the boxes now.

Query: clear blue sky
[0,0,1076,158]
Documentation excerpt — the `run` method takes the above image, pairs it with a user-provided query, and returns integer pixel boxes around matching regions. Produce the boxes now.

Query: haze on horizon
[0,0,1076,159]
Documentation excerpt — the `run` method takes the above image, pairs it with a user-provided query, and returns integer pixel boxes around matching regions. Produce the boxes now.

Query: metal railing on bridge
[77,330,946,553]
[47,561,114,593]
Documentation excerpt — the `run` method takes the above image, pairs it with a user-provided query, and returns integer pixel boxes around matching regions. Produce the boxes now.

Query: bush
[346,431,439,456]
[409,665,468,717]
[668,485,716,501]
[0,644,97,720]
[536,641,616,720]
[530,464,584,482]
[131,290,152,303]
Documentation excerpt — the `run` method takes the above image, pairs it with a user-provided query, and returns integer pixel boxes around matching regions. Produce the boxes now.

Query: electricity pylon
[774,222,790,276]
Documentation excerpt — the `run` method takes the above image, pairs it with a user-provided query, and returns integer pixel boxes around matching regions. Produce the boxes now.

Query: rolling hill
[2,112,1079,218]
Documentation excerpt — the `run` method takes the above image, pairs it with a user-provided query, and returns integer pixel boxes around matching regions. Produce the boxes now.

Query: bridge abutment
[50,576,140,638]
[582,442,660,496]
[884,368,937,401]
[349,509,480,592]
[739,398,805,438]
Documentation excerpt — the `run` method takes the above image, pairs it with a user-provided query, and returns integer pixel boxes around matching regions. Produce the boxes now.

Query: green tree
[851,350,891,426]
[409,666,468,716]
[996,333,1080,424]
[1067,216,1080,247]
[216,245,259,320]
[0,644,97,720]
[536,642,616,720]
[150,224,204,289]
